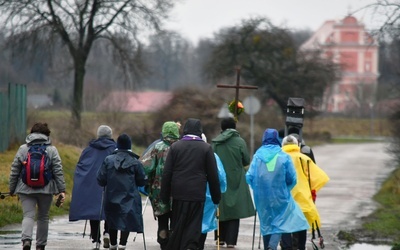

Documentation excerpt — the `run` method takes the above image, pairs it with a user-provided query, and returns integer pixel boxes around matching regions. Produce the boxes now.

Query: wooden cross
[217,67,258,121]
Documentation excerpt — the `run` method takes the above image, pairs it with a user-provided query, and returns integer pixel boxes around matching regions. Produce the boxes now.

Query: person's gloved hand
[311,190,317,202]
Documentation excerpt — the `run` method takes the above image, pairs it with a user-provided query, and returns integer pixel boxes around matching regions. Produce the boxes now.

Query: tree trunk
[71,58,86,129]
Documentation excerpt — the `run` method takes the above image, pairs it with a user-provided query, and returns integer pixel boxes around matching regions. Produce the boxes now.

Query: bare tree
[0,0,174,128]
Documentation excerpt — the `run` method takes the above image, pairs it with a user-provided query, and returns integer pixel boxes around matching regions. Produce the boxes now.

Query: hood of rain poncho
[113,150,140,170]
[246,128,309,235]
[202,153,227,233]
[256,128,283,164]
[162,121,179,140]
[211,129,239,145]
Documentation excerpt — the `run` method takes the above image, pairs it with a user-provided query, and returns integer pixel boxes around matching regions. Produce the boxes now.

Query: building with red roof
[97,91,173,113]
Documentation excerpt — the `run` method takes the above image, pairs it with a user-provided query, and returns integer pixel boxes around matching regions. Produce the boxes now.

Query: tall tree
[204,17,339,115]
[144,31,190,90]
[0,0,174,128]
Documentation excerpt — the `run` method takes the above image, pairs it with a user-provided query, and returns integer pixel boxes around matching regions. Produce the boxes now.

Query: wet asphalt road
[0,142,394,250]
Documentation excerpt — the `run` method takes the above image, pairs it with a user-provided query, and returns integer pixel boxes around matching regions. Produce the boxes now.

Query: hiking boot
[118,245,126,250]
[109,245,117,250]
[103,233,110,248]
[22,240,31,250]
[216,240,225,246]
[36,246,45,250]
[227,245,235,248]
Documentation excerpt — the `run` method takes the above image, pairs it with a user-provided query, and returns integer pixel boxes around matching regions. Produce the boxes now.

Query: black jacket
[160,118,221,204]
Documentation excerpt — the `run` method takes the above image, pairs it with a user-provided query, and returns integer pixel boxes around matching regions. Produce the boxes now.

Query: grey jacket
[9,133,66,195]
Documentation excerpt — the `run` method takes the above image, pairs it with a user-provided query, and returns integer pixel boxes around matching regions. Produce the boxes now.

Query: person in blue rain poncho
[69,125,116,249]
[97,133,147,250]
[246,128,309,250]
[198,133,227,250]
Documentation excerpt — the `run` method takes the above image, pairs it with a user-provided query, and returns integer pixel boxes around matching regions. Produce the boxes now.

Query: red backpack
[21,144,52,188]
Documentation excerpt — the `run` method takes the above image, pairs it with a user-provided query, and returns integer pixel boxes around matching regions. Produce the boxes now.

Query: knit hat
[282,135,298,146]
[117,133,132,150]
[97,125,112,139]
[221,117,236,131]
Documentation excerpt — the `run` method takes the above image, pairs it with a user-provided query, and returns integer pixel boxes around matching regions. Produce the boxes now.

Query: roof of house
[97,91,173,113]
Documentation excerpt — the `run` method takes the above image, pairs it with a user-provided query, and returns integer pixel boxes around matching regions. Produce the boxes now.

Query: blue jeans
[263,234,282,250]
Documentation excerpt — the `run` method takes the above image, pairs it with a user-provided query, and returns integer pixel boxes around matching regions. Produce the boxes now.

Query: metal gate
[0,83,27,152]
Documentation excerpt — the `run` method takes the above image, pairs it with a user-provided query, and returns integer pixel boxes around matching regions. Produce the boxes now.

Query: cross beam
[217,67,258,120]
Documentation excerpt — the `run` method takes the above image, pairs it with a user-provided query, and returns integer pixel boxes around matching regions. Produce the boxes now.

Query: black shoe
[36,246,45,250]
[22,240,31,250]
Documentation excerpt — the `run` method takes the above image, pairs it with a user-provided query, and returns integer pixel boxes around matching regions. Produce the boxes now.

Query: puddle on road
[347,243,392,249]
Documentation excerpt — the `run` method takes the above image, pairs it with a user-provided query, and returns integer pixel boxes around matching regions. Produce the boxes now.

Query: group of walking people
[9,117,329,250]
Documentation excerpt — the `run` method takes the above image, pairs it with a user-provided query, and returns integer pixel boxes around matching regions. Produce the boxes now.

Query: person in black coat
[160,118,221,250]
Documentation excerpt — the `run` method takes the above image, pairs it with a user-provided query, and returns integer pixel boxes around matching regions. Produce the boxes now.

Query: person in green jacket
[211,117,255,248]
[141,121,180,250]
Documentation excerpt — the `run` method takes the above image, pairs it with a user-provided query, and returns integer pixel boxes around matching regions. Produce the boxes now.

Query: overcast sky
[165,0,381,44]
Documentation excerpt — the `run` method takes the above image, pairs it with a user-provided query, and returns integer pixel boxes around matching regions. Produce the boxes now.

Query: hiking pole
[0,192,10,199]
[258,230,261,249]
[83,220,87,238]
[133,196,149,242]
[96,187,105,250]
[315,221,325,249]
[252,209,257,250]
[311,222,318,250]
[217,207,220,250]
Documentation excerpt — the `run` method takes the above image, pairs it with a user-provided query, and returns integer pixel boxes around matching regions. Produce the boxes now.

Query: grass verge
[0,144,82,228]
[338,165,400,248]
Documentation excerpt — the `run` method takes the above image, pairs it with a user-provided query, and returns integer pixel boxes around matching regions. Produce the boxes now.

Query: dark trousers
[166,200,204,250]
[280,230,307,250]
[109,228,130,246]
[217,219,240,245]
[198,233,207,250]
[157,211,172,250]
[90,220,109,243]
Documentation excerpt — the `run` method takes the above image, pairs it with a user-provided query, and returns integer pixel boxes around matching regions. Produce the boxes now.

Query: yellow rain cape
[282,144,330,229]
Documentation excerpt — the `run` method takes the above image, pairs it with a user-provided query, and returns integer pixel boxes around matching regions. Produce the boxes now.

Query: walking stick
[83,220,87,238]
[217,207,220,250]
[133,196,149,242]
[252,209,257,250]
[258,230,261,249]
[96,187,105,250]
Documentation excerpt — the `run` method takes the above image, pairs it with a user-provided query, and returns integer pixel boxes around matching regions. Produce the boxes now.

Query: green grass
[0,144,82,227]
[360,166,400,241]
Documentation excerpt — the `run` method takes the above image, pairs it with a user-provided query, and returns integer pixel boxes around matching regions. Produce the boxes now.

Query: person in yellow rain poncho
[280,135,330,250]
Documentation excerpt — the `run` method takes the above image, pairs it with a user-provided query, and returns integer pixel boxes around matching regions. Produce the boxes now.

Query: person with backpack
[280,135,329,250]
[69,125,116,249]
[97,133,147,250]
[9,122,66,250]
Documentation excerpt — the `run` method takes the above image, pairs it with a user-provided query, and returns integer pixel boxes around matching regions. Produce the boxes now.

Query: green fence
[0,83,27,152]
